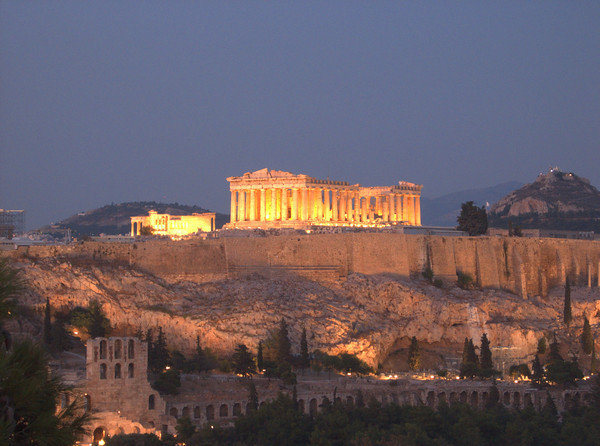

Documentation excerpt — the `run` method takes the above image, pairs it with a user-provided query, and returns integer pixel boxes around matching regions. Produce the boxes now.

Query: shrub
[457,272,474,290]
[433,278,444,288]
[422,267,434,282]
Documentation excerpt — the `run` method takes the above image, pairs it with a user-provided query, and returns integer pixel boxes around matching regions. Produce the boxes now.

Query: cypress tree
[479,333,494,377]
[460,338,479,378]
[257,341,264,371]
[537,337,547,355]
[43,298,52,346]
[591,343,598,373]
[408,336,421,371]
[564,277,572,326]
[532,354,544,387]
[247,382,258,412]
[193,335,206,372]
[548,335,562,363]
[276,318,292,366]
[232,344,255,377]
[581,315,594,355]
[299,328,310,368]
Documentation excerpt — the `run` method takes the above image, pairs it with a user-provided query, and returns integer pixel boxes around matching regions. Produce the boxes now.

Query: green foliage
[457,271,475,290]
[247,382,258,413]
[139,225,154,236]
[508,363,531,379]
[544,337,582,386]
[106,433,165,446]
[564,278,572,326]
[457,201,488,236]
[537,337,547,355]
[433,278,444,288]
[408,336,421,371]
[299,328,310,369]
[460,338,479,378]
[532,354,545,387]
[276,318,293,365]
[0,340,89,445]
[232,343,255,377]
[312,350,373,375]
[175,416,196,442]
[581,315,594,355]
[152,369,181,395]
[0,258,24,325]
[148,326,170,373]
[256,341,264,371]
[69,300,111,338]
[479,333,497,378]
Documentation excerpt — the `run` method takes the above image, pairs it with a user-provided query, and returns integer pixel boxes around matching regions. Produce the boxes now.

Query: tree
[257,341,264,371]
[232,344,255,377]
[532,354,545,388]
[299,328,310,369]
[276,318,292,366]
[152,369,181,395]
[191,335,208,372]
[43,297,52,346]
[563,277,572,326]
[408,336,421,371]
[460,338,479,378]
[592,343,598,373]
[581,315,594,355]
[479,333,495,378]
[457,201,488,236]
[175,416,196,442]
[148,327,170,372]
[139,225,154,236]
[247,382,259,412]
[537,337,547,355]
[70,300,111,339]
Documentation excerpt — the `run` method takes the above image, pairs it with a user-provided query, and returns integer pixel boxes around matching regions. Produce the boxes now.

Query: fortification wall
[7,235,600,297]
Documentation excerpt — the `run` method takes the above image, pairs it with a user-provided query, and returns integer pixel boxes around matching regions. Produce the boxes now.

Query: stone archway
[309,398,318,416]
[92,426,106,444]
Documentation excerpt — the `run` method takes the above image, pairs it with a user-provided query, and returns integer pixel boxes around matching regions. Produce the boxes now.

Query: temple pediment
[242,168,303,179]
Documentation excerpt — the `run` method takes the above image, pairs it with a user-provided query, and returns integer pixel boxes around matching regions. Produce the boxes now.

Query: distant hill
[421,181,522,227]
[44,202,229,236]
[489,169,600,231]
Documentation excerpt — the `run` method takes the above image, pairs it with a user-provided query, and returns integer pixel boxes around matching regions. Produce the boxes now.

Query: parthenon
[225,168,422,229]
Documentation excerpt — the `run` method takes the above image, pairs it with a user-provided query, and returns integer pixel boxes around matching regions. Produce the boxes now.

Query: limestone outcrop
[11,252,600,370]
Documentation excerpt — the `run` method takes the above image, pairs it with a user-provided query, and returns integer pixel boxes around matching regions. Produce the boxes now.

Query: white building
[0,210,25,234]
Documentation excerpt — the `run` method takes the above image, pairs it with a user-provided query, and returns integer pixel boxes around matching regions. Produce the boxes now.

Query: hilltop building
[225,168,422,229]
[130,210,215,237]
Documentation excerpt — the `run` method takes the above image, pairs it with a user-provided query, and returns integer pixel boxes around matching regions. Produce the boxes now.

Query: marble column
[375,196,381,216]
[415,196,421,226]
[302,188,309,221]
[230,191,237,223]
[260,189,266,221]
[291,188,299,220]
[361,197,367,222]
[339,191,346,221]
[354,192,360,221]
[333,190,339,221]
[383,198,389,221]
[406,195,414,225]
[250,190,257,221]
[324,189,331,221]
[271,189,277,220]
[282,188,289,221]
[390,194,396,222]
[238,190,246,221]
[307,189,314,220]
[347,192,354,222]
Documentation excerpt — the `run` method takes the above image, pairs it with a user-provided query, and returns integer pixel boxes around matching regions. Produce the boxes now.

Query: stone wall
[7,234,600,297]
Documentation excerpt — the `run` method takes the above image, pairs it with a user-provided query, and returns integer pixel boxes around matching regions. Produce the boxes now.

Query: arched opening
[426,391,435,407]
[309,398,318,416]
[503,391,510,406]
[92,427,106,444]
[346,396,354,406]
[513,392,521,409]
[219,404,228,418]
[334,397,342,404]
[169,407,178,419]
[182,407,190,419]
[233,403,241,416]
[148,395,155,410]
[133,426,140,434]
[298,399,305,413]
[321,397,330,409]
[206,405,214,421]
[470,391,478,408]
[437,392,447,406]
[128,340,135,359]
[118,427,125,435]
[99,363,107,380]
[128,363,134,378]
[524,393,533,408]
[114,340,122,359]
[459,391,467,404]
[99,340,107,360]
[194,406,200,419]
[482,392,489,406]
[449,392,457,405]
[114,363,121,379]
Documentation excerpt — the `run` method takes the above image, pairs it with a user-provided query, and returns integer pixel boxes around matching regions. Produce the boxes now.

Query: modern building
[225,168,422,229]
[130,210,215,237]
[0,209,25,234]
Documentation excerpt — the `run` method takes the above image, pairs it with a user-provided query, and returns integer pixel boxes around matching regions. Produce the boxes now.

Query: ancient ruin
[225,168,422,229]
[130,210,215,237]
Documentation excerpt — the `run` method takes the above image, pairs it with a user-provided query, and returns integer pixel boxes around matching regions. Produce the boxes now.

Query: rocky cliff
[489,169,600,231]
[8,242,600,371]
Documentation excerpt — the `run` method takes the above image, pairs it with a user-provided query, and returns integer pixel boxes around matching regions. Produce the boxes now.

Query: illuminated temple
[131,210,215,237]
[225,168,422,229]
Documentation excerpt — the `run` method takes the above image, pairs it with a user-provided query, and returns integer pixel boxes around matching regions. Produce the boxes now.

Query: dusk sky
[1,2,599,229]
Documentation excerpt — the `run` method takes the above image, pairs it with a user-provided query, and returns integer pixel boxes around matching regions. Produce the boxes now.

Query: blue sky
[1,2,599,228]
